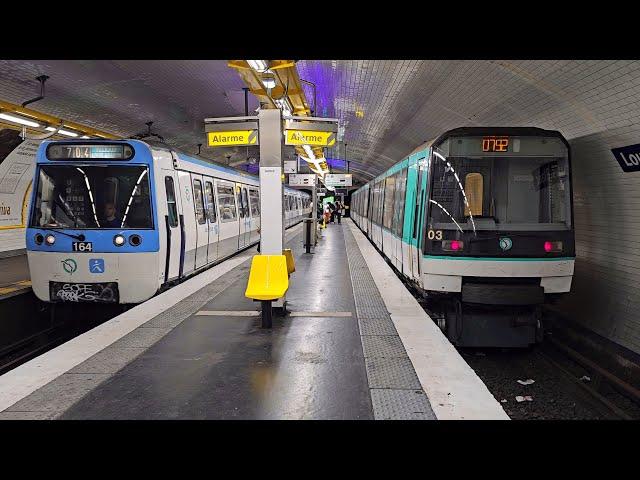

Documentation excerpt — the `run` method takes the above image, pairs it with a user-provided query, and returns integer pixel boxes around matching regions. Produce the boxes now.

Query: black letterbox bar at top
[611,143,640,172]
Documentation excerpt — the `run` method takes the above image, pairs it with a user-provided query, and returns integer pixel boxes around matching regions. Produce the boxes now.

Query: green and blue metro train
[351,127,575,347]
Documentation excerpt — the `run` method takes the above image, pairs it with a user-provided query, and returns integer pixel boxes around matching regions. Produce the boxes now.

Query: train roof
[431,126,569,148]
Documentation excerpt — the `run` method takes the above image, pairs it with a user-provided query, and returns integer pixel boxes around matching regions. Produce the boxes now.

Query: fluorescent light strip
[247,60,268,72]
[46,127,79,137]
[0,112,40,128]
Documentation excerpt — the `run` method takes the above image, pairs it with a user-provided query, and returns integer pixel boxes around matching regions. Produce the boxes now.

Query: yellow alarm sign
[285,129,336,147]
[207,130,258,147]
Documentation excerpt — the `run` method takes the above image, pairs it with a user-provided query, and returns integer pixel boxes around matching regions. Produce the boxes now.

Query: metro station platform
[0,220,507,420]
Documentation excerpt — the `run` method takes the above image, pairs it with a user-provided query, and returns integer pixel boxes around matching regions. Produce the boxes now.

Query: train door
[192,176,208,269]
[410,160,426,282]
[204,178,219,263]
[215,179,239,258]
[177,170,196,276]
[161,170,182,282]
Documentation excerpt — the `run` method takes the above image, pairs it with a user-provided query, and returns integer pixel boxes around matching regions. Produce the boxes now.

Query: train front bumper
[27,251,160,304]
[422,257,575,294]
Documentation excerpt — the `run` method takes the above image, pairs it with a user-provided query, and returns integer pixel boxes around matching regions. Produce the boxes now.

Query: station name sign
[285,129,336,147]
[288,174,316,186]
[207,130,258,147]
[324,173,352,187]
[611,143,640,172]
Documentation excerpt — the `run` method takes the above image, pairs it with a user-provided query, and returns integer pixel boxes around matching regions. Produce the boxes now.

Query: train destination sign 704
[285,129,336,147]
[207,130,258,147]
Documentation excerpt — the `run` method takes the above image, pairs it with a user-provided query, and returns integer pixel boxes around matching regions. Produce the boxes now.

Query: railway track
[369,237,640,420]
[0,325,70,376]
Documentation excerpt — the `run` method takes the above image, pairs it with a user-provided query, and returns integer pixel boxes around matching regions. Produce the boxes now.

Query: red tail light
[442,240,464,252]
[544,241,563,253]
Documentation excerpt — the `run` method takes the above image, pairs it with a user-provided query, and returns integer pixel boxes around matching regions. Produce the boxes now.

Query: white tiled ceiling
[297,60,640,182]
[0,60,259,164]
[2,60,640,183]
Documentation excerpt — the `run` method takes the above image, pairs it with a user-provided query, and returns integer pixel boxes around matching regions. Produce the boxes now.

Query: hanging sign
[207,130,258,147]
[285,130,336,147]
[288,174,316,186]
[323,173,352,187]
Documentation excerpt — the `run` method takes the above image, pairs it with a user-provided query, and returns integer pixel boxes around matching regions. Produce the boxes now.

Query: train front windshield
[30,165,152,229]
[428,136,571,232]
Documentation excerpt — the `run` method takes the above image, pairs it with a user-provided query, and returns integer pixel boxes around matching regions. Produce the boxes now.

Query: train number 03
[427,230,443,240]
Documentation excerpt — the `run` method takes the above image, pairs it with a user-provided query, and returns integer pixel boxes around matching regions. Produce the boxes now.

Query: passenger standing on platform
[334,200,343,224]
[328,201,336,223]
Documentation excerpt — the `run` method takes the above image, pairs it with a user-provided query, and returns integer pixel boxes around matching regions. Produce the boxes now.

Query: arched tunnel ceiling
[1,60,639,185]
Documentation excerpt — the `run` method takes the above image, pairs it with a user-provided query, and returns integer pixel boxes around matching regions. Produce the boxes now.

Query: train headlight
[35,233,44,245]
[113,234,126,246]
[45,234,56,245]
[128,234,142,246]
[442,240,464,252]
[544,241,563,253]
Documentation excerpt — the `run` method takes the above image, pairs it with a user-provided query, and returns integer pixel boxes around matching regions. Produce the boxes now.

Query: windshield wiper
[38,227,85,241]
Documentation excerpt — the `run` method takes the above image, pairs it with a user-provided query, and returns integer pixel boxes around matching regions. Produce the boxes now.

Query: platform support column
[258,109,285,323]
[312,176,318,245]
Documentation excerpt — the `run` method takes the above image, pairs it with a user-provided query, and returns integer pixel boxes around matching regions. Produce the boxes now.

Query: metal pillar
[258,109,284,255]
[312,176,318,245]
[258,109,285,313]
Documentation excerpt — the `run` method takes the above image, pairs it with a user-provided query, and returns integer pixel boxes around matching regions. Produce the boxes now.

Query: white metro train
[26,139,312,304]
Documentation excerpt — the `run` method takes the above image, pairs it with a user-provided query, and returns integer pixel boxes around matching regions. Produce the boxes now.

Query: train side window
[193,179,206,225]
[216,183,238,222]
[241,188,250,217]
[204,181,217,223]
[378,180,385,224]
[249,188,260,216]
[383,175,396,229]
[236,188,245,219]
[393,168,407,236]
[464,173,483,216]
[164,176,178,228]
[413,169,423,239]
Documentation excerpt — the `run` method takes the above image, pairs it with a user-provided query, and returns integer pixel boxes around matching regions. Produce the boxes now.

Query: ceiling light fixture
[262,76,276,89]
[0,112,40,128]
[247,60,269,72]
[45,126,79,137]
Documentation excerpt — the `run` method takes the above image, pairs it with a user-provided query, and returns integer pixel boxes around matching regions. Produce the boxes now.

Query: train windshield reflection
[428,154,571,232]
[30,165,153,229]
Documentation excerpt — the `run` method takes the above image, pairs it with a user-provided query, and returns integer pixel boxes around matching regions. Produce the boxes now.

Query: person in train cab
[102,202,122,228]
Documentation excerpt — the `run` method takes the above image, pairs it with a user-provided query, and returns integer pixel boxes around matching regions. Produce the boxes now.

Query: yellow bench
[245,254,289,301]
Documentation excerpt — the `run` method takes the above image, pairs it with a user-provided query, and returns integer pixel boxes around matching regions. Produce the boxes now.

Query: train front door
[161,169,183,282]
